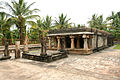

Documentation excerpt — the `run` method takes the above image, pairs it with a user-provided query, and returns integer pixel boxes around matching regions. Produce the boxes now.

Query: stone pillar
[57,36,61,49]
[64,38,67,48]
[70,36,75,49]
[84,38,88,50]
[77,37,80,48]
[83,34,89,50]
[24,33,29,53]
[53,37,57,48]
[48,37,52,49]
[61,36,65,49]
[15,41,20,58]
[43,37,47,54]
[4,42,9,56]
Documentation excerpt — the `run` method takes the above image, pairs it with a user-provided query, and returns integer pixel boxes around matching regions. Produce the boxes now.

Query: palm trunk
[19,16,24,45]
[20,25,23,45]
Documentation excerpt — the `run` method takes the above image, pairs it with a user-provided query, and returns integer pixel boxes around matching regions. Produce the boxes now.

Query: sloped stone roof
[48,27,112,36]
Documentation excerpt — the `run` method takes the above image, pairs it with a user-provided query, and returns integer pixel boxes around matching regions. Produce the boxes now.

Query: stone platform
[0,55,11,60]
[22,50,68,62]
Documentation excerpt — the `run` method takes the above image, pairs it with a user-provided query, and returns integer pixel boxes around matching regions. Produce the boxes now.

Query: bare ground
[0,46,120,80]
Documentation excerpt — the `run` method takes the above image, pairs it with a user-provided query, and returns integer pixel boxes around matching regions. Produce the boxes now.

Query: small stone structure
[22,31,68,62]
[0,42,11,60]
[48,27,114,54]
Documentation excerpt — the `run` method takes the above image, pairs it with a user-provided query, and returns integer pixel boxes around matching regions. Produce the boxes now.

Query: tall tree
[43,16,52,30]
[0,12,13,38]
[88,14,107,30]
[54,13,71,29]
[107,11,120,38]
[37,16,52,37]
[5,0,40,44]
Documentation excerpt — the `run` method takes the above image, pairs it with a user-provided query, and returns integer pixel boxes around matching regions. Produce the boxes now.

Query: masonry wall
[92,34,108,50]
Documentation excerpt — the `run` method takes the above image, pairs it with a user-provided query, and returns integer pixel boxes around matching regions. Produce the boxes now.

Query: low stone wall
[48,48,93,55]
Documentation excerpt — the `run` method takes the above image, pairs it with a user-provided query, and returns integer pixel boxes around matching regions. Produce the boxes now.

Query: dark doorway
[80,38,84,48]
[66,36,71,48]
[74,38,77,48]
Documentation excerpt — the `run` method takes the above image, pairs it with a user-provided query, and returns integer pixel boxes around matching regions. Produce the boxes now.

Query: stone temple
[47,27,114,54]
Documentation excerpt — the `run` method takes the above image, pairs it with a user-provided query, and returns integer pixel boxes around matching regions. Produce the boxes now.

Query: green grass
[114,44,120,49]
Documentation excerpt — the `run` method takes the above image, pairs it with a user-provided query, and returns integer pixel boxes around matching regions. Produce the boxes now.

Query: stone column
[57,36,61,49]
[77,37,80,48]
[15,41,20,58]
[64,38,67,48]
[83,34,89,50]
[53,37,57,48]
[4,42,9,56]
[24,33,29,53]
[48,37,52,49]
[70,36,75,49]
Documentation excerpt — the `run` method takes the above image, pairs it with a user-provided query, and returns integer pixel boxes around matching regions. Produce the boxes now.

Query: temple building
[47,28,114,54]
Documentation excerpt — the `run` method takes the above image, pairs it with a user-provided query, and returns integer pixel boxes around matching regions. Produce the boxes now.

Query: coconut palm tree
[0,12,14,45]
[88,14,107,30]
[107,11,120,38]
[5,0,40,44]
[36,16,52,37]
[54,13,71,29]
[0,12,13,38]
[43,16,52,30]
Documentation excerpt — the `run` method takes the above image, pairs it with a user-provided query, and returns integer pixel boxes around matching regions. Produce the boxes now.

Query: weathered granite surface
[0,46,120,80]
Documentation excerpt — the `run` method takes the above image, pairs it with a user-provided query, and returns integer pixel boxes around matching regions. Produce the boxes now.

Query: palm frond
[5,2,17,16]
[26,21,37,27]
[24,9,40,16]
[25,15,40,20]
[23,2,35,13]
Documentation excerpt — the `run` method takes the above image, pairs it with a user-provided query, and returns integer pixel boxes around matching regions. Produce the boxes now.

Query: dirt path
[0,47,120,80]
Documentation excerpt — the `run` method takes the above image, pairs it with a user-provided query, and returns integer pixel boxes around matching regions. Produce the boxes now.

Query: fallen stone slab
[0,56,11,60]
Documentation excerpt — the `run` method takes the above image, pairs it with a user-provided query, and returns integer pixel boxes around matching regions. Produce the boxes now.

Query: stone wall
[92,35,96,49]
[98,36,103,47]
[92,34,108,50]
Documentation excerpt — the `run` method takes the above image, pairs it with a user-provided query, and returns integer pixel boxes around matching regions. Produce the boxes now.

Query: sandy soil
[0,47,120,80]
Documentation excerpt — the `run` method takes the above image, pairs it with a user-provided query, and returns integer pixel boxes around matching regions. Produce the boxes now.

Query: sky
[1,0,120,26]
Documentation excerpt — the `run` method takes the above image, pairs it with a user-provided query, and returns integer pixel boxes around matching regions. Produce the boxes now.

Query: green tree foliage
[28,15,52,40]
[5,0,40,44]
[107,11,120,38]
[28,28,39,40]
[88,14,107,30]
[37,16,52,36]
[77,24,85,28]
[0,12,13,39]
[42,16,52,30]
[54,13,71,29]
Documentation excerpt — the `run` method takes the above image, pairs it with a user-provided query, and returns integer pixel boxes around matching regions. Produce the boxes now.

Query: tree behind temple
[54,13,71,29]
[88,14,107,30]
[5,0,40,44]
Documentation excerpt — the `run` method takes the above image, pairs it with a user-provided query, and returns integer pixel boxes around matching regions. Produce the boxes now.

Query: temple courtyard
[0,46,120,80]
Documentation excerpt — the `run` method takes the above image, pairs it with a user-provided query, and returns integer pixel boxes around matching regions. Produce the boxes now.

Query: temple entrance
[74,38,77,48]
[66,36,71,48]
[80,38,84,48]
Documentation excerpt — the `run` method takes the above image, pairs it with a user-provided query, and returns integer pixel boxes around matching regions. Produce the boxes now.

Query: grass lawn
[114,44,120,49]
